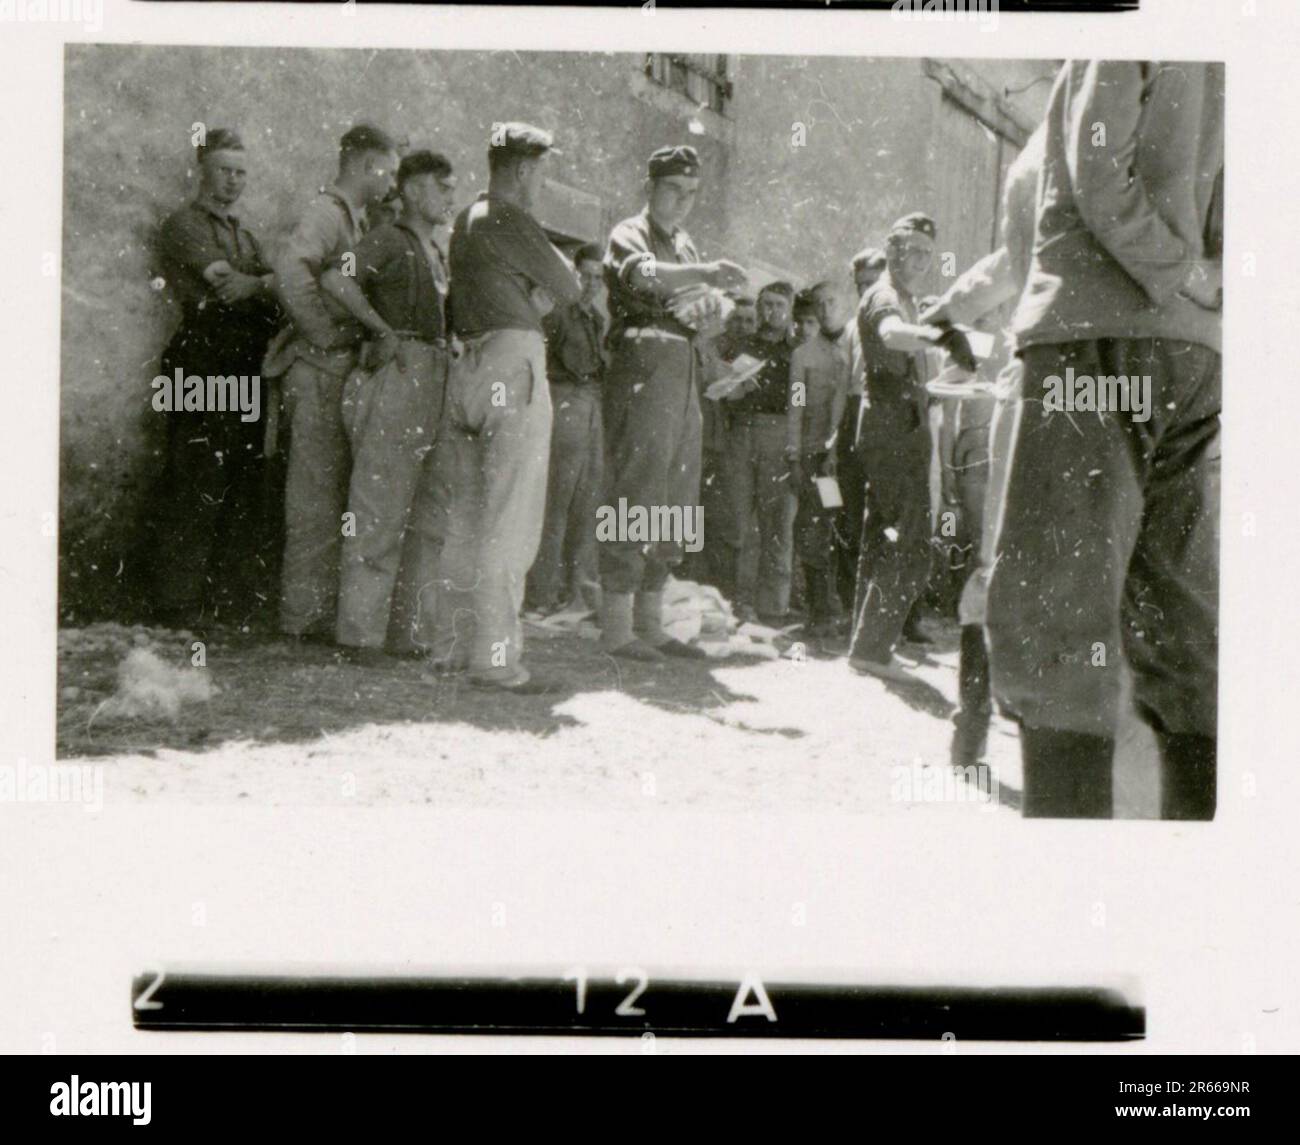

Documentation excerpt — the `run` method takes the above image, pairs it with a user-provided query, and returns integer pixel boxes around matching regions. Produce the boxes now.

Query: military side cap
[489,122,557,158]
[647,145,701,179]
[197,127,244,160]
[888,212,936,240]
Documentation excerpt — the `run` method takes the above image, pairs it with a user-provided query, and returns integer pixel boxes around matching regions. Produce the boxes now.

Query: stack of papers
[705,353,766,401]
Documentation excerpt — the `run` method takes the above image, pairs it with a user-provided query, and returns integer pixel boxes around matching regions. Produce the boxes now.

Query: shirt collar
[399,219,445,258]
[325,183,367,232]
[193,194,240,225]
[484,190,520,211]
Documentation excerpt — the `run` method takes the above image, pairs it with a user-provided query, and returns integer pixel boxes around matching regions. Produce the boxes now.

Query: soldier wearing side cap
[598,145,748,661]
[847,212,956,681]
[432,123,581,694]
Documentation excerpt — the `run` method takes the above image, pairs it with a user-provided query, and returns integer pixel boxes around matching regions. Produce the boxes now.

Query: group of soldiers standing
[144,57,1222,820]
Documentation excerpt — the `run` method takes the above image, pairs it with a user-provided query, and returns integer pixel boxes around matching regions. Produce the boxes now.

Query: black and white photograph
[54,40,1218,819]
[0,0,1296,1101]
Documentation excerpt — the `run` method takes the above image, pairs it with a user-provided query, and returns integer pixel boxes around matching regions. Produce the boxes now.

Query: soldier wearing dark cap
[433,122,581,693]
[525,241,609,615]
[847,212,953,680]
[265,123,401,643]
[598,145,748,660]
[719,279,798,624]
[146,127,281,626]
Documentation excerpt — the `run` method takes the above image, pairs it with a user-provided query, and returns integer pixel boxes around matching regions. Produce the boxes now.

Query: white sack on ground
[96,648,215,722]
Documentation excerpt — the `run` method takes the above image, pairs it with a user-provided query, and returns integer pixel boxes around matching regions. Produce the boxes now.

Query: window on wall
[645,54,733,115]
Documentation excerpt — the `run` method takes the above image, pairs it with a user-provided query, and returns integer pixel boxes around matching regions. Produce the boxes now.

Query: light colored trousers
[435,329,552,680]
[337,344,450,650]
[280,354,355,636]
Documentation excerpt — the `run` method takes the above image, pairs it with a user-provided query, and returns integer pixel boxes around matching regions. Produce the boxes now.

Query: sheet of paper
[704,354,766,401]
[815,475,844,509]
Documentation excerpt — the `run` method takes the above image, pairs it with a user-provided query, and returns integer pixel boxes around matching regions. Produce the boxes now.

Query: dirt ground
[54,615,1044,815]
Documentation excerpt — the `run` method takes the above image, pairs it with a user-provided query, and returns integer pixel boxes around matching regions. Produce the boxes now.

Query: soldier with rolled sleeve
[847,212,954,680]
[264,124,400,643]
[598,145,748,661]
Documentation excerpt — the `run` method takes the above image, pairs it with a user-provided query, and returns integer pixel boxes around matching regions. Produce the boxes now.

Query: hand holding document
[705,353,766,401]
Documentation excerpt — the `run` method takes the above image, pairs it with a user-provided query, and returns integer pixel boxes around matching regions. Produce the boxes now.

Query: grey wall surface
[60,44,1051,619]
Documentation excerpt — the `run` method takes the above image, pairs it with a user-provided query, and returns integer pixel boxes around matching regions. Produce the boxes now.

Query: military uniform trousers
[848,402,934,665]
[278,347,358,636]
[150,310,279,621]
[599,329,702,595]
[337,342,451,650]
[987,337,1220,740]
[434,329,552,680]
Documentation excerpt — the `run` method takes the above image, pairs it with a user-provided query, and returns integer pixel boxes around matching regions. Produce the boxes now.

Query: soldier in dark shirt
[146,128,280,627]
[526,243,608,615]
[719,280,798,623]
[848,213,951,679]
[319,150,457,662]
[597,145,747,660]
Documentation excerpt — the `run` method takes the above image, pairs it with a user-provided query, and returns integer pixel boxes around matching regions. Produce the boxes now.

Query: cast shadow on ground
[56,623,807,759]
[878,674,957,721]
